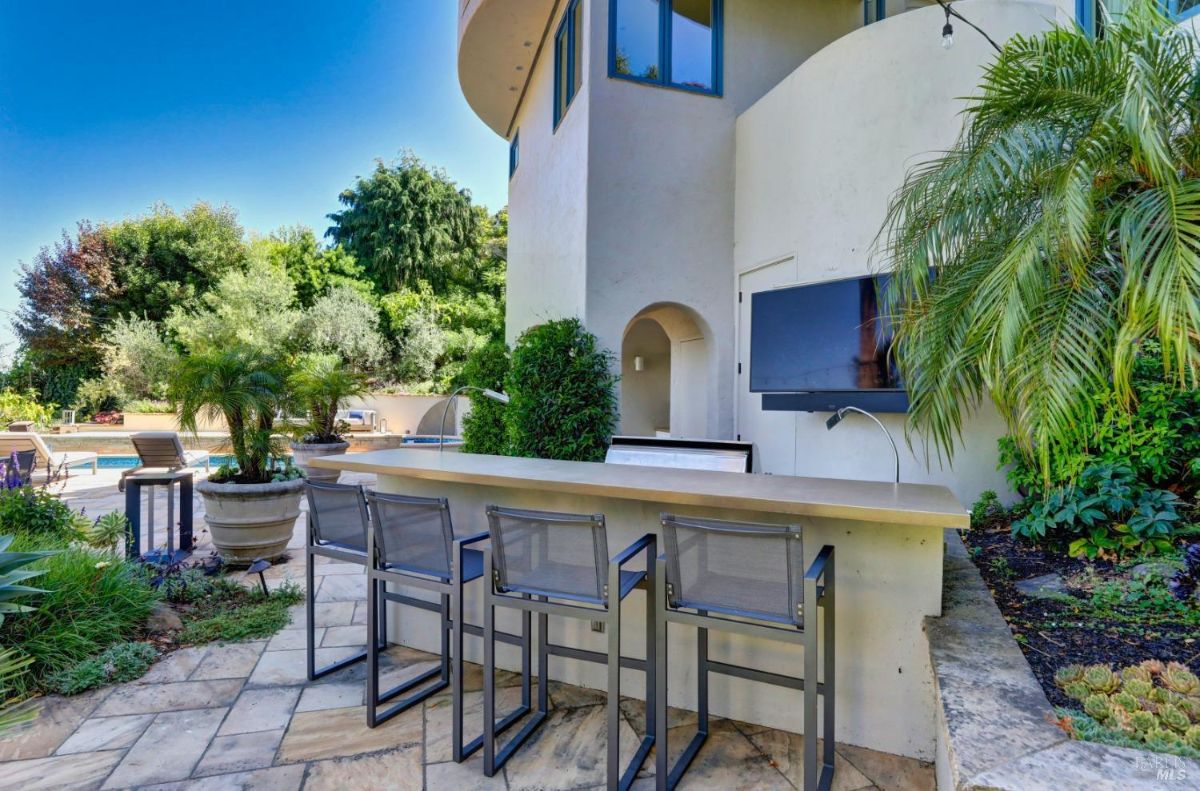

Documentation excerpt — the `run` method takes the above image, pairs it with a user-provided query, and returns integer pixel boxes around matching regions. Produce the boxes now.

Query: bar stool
[304,481,376,680]
[364,491,532,761]
[481,505,656,791]
[654,514,835,791]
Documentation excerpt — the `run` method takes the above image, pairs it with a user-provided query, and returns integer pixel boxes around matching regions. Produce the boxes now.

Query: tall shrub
[506,319,617,462]
[461,340,510,455]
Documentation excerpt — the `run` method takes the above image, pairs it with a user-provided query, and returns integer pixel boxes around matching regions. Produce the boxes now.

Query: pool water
[95,437,443,468]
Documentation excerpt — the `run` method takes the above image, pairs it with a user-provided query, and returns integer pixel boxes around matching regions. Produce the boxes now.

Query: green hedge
[461,340,510,456]
[505,318,617,462]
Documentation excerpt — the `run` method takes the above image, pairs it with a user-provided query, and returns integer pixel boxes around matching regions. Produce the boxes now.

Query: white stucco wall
[733,0,1060,503]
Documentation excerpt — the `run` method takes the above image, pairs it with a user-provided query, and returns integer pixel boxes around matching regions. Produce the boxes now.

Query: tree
[254,226,365,307]
[166,258,302,357]
[300,285,388,372]
[88,316,178,404]
[878,2,1200,483]
[326,153,479,293]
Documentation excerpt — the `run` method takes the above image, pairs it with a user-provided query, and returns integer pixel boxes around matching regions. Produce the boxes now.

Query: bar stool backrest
[305,481,369,553]
[486,505,610,605]
[660,514,805,626]
[12,449,35,483]
[366,491,455,579]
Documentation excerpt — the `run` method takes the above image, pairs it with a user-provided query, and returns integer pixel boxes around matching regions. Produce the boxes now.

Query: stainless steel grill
[604,436,753,473]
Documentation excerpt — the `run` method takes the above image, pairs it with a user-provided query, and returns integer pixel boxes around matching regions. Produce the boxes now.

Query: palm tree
[288,353,368,443]
[878,1,1200,483]
[172,347,287,483]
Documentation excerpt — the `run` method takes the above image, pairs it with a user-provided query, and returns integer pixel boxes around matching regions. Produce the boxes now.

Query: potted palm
[288,353,367,483]
[173,347,304,563]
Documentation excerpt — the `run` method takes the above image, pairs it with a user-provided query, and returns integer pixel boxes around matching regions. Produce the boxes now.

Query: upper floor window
[610,0,723,95]
[509,132,520,178]
[864,0,885,26]
[1079,0,1199,36]
[554,0,584,129]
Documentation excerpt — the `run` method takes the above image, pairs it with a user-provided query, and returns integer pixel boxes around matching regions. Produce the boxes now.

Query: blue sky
[0,1,507,359]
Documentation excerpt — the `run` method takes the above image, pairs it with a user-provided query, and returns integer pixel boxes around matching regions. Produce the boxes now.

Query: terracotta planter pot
[289,440,350,484]
[195,477,305,564]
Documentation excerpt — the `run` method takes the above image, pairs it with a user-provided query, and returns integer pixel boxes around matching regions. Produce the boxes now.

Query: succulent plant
[1084,664,1121,694]
[1107,704,1135,733]
[1150,686,1173,705]
[1159,703,1191,733]
[1122,665,1153,684]
[1084,693,1113,721]
[1163,663,1200,695]
[1122,678,1153,699]
[1063,681,1090,701]
[1146,728,1184,750]
[1141,660,1166,677]
[1178,697,1200,721]
[1056,665,1086,687]
[1187,725,1200,751]
[1112,691,1140,712]
[1131,710,1159,733]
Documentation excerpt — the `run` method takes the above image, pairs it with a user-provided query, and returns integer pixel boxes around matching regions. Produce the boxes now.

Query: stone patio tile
[295,681,363,713]
[0,688,110,760]
[277,704,422,764]
[246,646,361,687]
[138,646,211,683]
[0,750,124,790]
[140,764,306,791]
[312,562,363,575]
[217,686,302,736]
[352,600,368,625]
[266,627,317,652]
[91,679,243,717]
[315,573,366,602]
[56,713,155,755]
[836,743,934,791]
[618,697,699,735]
[193,728,284,776]
[547,679,607,709]
[102,707,228,788]
[745,729,874,791]
[503,703,642,791]
[659,719,789,791]
[320,624,369,647]
[284,601,356,629]
[426,755,507,790]
[303,745,422,791]
[190,642,266,680]
[424,685,525,763]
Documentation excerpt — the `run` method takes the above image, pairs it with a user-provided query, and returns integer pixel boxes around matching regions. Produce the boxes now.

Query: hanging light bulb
[942,20,955,49]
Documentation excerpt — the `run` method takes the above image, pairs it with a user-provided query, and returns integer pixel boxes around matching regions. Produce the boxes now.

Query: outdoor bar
[312,448,968,761]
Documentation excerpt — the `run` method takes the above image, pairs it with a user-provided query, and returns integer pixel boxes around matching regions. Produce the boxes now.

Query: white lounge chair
[0,432,98,477]
[129,432,210,473]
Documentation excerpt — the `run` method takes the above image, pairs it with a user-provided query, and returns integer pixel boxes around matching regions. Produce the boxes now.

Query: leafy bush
[0,487,78,538]
[300,285,388,373]
[505,319,617,462]
[0,388,55,428]
[122,399,174,414]
[970,490,1006,529]
[178,581,303,644]
[0,533,159,696]
[95,316,179,404]
[75,511,129,553]
[1011,464,1181,559]
[461,340,510,455]
[1056,661,1200,757]
[45,642,157,695]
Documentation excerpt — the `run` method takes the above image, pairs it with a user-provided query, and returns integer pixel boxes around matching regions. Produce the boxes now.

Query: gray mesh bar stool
[481,505,656,791]
[304,480,376,681]
[365,491,532,760]
[655,514,835,791]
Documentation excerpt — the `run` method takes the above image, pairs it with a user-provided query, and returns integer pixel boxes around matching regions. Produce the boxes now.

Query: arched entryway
[619,303,712,438]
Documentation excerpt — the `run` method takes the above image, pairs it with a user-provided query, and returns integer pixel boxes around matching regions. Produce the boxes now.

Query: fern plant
[879,1,1200,484]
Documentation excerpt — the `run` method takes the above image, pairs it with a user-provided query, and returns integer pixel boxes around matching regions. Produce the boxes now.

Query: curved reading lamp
[438,385,510,453]
[825,406,901,484]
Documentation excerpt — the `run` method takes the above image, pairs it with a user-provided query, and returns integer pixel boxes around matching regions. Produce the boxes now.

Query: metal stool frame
[364,491,531,763]
[481,505,657,791]
[654,515,836,791]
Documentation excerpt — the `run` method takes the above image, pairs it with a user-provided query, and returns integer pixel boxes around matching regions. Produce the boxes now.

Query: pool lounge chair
[118,432,210,492]
[0,432,98,477]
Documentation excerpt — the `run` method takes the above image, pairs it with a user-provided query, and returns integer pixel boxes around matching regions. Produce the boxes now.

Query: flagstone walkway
[0,468,934,790]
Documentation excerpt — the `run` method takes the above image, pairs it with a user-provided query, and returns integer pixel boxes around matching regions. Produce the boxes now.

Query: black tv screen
[749,275,901,394]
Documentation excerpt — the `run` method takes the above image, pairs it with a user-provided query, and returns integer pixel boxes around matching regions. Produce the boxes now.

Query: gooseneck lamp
[825,406,902,484]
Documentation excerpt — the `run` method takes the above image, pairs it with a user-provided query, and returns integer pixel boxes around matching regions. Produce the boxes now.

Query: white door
[674,337,708,438]
[737,258,799,475]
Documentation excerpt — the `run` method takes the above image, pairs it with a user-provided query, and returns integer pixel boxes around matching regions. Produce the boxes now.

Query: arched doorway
[619,303,712,438]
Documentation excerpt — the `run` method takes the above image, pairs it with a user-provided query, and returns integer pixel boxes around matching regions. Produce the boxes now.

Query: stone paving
[0,468,934,790]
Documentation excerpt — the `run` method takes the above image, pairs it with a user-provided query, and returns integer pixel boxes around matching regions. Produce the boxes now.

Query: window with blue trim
[509,133,520,178]
[554,0,584,129]
[610,0,722,95]
[1079,0,1200,36]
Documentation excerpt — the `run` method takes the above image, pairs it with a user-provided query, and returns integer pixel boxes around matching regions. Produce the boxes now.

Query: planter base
[290,441,350,484]
[196,477,305,564]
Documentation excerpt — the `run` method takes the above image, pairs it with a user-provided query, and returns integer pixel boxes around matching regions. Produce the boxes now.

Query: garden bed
[965,512,1200,710]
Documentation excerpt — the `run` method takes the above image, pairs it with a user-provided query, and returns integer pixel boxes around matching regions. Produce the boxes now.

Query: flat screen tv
[749,274,908,413]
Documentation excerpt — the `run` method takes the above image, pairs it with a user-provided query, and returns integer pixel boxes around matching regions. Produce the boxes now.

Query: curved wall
[733,0,1062,504]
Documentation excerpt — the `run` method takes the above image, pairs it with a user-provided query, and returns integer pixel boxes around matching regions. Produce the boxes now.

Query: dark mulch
[964,519,1200,709]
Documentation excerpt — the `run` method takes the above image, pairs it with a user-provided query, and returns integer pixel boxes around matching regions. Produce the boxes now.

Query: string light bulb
[942,20,954,49]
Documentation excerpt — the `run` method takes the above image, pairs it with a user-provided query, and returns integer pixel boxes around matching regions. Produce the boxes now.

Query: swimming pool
[95,437,446,468]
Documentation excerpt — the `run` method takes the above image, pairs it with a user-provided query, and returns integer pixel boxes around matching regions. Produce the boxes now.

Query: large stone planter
[289,440,350,484]
[195,477,305,564]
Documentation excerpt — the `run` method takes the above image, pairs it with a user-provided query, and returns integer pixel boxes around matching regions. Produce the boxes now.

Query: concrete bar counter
[311,449,969,761]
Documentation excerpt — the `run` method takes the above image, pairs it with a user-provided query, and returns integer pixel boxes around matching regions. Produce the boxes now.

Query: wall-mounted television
[749,274,909,413]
